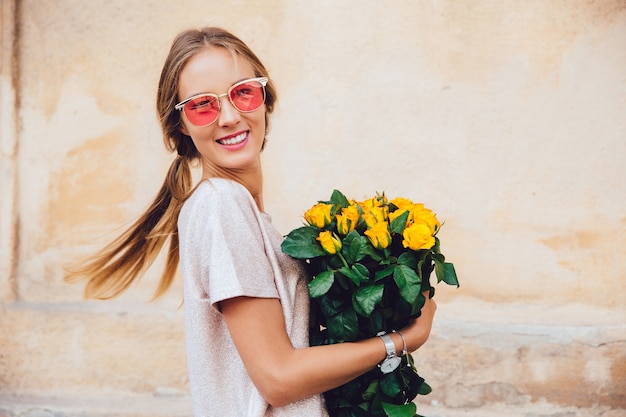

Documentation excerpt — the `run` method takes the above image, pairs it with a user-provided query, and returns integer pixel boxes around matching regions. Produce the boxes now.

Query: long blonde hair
[66,27,277,299]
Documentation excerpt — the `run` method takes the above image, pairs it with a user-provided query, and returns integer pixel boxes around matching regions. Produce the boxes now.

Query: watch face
[380,356,401,374]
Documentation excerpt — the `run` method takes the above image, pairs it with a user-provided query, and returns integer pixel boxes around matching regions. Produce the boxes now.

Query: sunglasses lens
[184,95,219,126]
[230,80,266,112]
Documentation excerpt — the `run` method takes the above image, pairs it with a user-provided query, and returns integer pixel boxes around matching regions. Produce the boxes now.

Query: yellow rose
[388,208,409,225]
[336,205,360,235]
[410,205,440,234]
[317,231,342,255]
[359,198,377,213]
[402,222,435,251]
[364,221,392,249]
[359,194,387,211]
[390,197,414,210]
[362,206,387,228]
[304,203,333,228]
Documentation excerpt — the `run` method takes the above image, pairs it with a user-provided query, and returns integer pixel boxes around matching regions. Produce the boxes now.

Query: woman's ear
[180,122,190,136]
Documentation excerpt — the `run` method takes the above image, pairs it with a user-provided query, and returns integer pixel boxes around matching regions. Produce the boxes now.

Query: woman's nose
[217,97,240,127]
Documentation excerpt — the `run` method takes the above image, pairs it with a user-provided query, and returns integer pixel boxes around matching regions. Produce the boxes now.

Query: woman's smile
[217,131,248,147]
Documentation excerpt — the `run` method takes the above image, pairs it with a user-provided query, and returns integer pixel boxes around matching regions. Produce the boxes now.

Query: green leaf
[363,243,383,262]
[389,210,410,234]
[335,272,351,290]
[393,264,421,304]
[409,292,426,317]
[338,266,352,282]
[308,270,335,298]
[397,251,417,268]
[327,309,359,341]
[281,226,326,259]
[374,265,395,282]
[401,364,424,400]
[351,295,368,317]
[319,295,345,317]
[353,284,384,317]
[380,372,402,397]
[433,253,445,283]
[443,262,459,287]
[418,381,432,395]
[369,310,385,333]
[338,264,368,287]
[352,406,373,417]
[431,236,441,254]
[433,254,458,287]
[362,379,379,401]
[352,263,370,282]
[342,230,369,264]
[381,402,417,417]
[330,189,351,209]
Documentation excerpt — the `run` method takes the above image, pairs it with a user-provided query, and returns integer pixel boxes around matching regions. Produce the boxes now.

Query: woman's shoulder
[189,178,250,203]
[183,178,255,220]
[178,178,266,247]
[195,177,249,195]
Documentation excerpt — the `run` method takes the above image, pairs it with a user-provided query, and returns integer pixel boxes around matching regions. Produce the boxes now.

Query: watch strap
[377,331,396,359]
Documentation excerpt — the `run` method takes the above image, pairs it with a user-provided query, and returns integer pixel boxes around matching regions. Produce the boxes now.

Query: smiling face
[177,46,267,178]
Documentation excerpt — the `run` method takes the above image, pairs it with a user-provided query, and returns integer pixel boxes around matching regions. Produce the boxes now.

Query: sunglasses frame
[174,77,268,126]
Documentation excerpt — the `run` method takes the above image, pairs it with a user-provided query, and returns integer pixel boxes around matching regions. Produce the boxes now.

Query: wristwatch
[377,331,401,374]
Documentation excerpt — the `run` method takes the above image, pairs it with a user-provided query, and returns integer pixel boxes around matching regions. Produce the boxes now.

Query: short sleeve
[181,179,279,308]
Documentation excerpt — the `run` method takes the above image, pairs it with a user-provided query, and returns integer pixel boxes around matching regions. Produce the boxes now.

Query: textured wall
[1,0,625,415]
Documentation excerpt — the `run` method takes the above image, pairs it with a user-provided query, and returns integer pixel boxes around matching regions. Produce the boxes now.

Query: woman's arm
[219,293,436,407]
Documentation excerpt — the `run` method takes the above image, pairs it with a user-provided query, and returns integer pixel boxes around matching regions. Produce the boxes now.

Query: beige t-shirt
[178,178,328,417]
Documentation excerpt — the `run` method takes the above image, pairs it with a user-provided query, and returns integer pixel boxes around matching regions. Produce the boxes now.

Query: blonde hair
[66,27,277,299]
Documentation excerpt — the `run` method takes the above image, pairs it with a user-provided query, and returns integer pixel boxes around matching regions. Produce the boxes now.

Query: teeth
[219,132,247,145]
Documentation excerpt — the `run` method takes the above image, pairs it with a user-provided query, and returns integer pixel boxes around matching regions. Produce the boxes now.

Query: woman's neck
[201,161,265,212]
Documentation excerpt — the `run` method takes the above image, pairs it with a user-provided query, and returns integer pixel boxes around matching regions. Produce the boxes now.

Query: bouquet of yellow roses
[281,190,459,417]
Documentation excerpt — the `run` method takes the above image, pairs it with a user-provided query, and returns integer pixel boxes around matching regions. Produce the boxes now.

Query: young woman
[67,27,436,417]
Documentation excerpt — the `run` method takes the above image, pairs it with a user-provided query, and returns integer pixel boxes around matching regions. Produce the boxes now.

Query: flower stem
[337,251,350,269]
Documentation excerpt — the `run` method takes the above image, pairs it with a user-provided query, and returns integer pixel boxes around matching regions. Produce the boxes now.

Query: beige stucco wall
[1,0,625,415]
